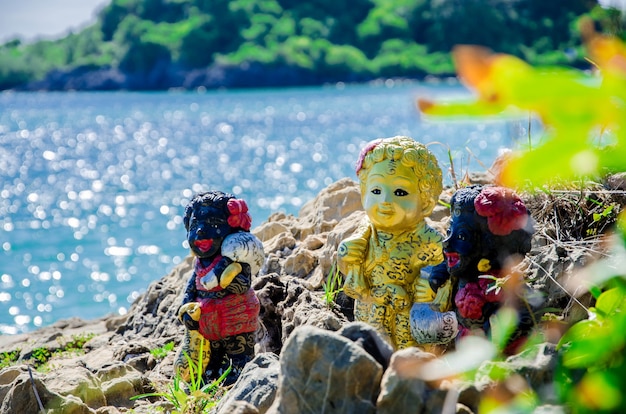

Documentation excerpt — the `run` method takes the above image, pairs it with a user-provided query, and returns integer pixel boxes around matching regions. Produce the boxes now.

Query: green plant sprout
[31,348,51,366]
[21,332,97,371]
[587,197,616,224]
[322,261,344,309]
[0,349,20,369]
[438,199,451,209]
[132,338,230,414]
[150,341,175,360]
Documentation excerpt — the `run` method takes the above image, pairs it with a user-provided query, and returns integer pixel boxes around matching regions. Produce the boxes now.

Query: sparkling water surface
[0,81,535,334]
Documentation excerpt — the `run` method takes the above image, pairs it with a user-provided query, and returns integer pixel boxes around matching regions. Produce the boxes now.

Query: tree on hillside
[278,0,374,45]
[180,17,243,67]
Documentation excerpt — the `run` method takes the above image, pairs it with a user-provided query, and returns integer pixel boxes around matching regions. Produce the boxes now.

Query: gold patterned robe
[339,218,444,349]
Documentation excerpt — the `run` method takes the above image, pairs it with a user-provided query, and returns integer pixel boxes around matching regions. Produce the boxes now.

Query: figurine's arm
[224,265,252,294]
[199,256,234,290]
[338,236,370,300]
[179,274,200,330]
[337,237,368,272]
[182,272,198,304]
[199,231,263,292]
[219,261,243,288]
[428,261,451,292]
[413,278,436,302]
[337,220,371,270]
[338,223,372,301]
[421,262,454,312]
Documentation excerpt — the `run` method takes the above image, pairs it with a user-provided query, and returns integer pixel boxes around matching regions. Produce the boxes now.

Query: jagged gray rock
[215,353,280,414]
[376,347,449,414]
[267,324,383,414]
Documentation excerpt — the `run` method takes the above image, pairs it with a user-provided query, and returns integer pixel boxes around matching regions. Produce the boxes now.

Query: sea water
[0,80,536,334]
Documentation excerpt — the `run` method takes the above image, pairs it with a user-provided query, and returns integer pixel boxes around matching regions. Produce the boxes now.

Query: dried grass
[518,176,626,321]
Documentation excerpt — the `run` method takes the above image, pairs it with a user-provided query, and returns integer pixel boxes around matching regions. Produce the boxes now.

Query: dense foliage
[0,0,622,90]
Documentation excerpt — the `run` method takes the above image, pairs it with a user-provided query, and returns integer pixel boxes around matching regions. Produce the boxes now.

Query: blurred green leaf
[589,285,603,300]
[489,306,519,353]
[475,360,512,383]
[418,32,626,187]
[595,287,626,317]
[559,318,624,369]
[576,370,623,412]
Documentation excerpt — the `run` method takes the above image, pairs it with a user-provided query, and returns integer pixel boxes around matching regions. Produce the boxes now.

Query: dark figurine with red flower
[174,191,264,385]
[428,184,535,352]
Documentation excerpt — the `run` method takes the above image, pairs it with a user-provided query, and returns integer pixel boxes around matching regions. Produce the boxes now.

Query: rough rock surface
[267,324,383,414]
[0,175,615,413]
[214,353,279,414]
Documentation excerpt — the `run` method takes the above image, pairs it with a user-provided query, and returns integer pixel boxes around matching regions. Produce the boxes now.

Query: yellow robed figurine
[337,136,450,349]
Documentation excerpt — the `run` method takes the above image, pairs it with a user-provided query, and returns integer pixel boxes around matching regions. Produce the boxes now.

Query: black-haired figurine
[174,191,264,385]
[427,184,535,353]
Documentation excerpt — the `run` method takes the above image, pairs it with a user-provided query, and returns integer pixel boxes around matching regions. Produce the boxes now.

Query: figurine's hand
[370,284,409,310]
[181,313,200,331]
[387,285,409,311]
[414,278,436,302]
[200,270,219,290]
[177,302,201,331]
[338,238,368,264]
[433,279,453,312]
[178,302,201,321]
[343,268,369,301]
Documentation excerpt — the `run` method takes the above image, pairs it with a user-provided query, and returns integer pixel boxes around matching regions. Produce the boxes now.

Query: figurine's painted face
[362,159,423,233]
[443,204,481,278]
[186,203,231,258]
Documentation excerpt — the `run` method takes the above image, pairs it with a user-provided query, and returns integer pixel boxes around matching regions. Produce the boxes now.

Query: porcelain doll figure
[337,136,449,349]
[174,191,264,385]
[429,184,535,352]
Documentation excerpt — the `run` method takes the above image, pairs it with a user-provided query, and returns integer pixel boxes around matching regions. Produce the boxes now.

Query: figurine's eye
[394,188,408,196]
[371,188,381,195]
[457,233,466,241]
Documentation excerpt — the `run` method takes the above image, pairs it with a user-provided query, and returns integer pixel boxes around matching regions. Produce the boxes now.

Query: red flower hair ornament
[474,187,528,236]
[227,198,252,231]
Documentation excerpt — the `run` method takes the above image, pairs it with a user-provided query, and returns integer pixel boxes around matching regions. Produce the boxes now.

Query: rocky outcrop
[1,176,607,413]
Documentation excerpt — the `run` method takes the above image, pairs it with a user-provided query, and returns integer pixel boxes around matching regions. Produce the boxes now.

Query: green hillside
[0,0,622,90]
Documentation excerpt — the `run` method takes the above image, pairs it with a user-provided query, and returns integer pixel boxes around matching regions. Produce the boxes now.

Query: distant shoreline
[8,60,461,93]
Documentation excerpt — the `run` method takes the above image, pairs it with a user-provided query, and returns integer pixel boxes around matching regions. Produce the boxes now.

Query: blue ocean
[0,81,535,334]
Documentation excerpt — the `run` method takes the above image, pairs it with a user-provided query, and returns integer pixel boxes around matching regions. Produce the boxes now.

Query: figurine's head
[355,136,442,233]
[184,191,252,258]
[443,185,533,279]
